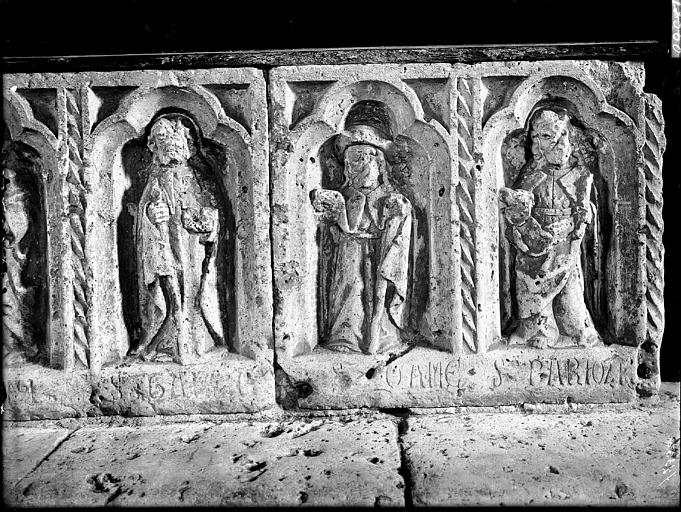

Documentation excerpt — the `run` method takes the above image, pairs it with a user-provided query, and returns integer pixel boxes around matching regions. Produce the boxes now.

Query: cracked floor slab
[3,417,403,507]
[402,383,680,506]
[2,427,73,486]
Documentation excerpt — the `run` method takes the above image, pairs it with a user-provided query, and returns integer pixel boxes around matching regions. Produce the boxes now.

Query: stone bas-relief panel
[270,61,663,409]
[2,69,274,419]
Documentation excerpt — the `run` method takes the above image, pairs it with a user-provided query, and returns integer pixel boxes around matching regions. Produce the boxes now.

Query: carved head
[342,143,387,191]
[148,117,195,166]
[529,108,572,167]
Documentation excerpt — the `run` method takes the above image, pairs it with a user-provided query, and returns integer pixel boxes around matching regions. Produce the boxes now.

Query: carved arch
[276,79,456,357]
[482,73,643,348]
[89,84,260,368]
[2,96,66,368]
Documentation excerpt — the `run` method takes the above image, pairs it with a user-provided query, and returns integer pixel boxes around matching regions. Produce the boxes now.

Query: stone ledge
[2,42,667,73]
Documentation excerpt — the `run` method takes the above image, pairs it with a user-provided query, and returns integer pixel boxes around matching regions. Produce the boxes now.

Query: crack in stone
[365,343,420,380]
[14,427,81,489]
[378,408,414,506]
[396,416,415,507]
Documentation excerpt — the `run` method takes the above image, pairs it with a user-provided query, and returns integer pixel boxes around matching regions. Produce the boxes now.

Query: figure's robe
[136,162,224,361]
[505,161,598,345]
[325,184,412,352]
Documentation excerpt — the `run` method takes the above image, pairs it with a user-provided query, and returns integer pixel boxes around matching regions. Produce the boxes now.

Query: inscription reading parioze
[527,356,634,387]
[492,355,635,388]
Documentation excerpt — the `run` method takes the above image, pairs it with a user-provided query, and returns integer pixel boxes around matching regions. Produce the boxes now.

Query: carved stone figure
[132,115,225,363]
[2,143,46,364]
[500,107,600,349]
[311,116,412,355]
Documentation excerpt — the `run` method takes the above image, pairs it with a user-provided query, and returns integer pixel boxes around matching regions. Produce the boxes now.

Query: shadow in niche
[313,131,431,352]
[2,131,48,366]
[117,109,236,357]
[498,99,614,345]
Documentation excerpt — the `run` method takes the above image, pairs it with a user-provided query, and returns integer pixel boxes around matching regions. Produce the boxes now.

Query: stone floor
[3,383,679,507]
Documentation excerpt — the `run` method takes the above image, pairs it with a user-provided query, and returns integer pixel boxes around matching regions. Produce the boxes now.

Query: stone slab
[270,60,660,410]
[4,417,404,507]
[281,345,637,409]
[402,383,680,506]
[2,427,72,487]
[3,352,275,420]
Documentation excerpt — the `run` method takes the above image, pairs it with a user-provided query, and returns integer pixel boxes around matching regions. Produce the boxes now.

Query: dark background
[2,0,679,380]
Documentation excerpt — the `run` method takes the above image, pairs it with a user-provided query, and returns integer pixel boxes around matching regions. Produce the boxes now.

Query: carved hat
[528,106,570,135]
[147,112,200,158]
[335,100,396,160]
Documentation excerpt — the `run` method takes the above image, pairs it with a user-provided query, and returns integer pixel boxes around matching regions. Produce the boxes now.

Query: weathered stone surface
[3,68,274,418]
[4,417,403,507]
[270,60,664,409]
[2,365,93,420]
[403,382,680,506]
[281,345,637,409]
[2,58,666,416]
[2,427,71,486]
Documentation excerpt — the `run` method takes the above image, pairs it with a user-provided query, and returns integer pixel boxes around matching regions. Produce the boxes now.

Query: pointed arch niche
[89,81,272,370]
[482,73,643,351]
[270,64,465,409]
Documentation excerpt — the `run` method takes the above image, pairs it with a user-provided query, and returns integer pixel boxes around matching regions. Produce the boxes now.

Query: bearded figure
[133,115,225,363]
[311,111,412,355]
[499,107,600,349]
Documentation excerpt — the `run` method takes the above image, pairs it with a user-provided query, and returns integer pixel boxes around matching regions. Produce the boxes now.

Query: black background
[2,0,679,380]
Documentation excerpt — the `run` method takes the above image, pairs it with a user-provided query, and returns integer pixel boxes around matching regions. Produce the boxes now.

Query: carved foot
[139,349,158,362]
[368,337,403,355]
[325,339,362,353]
[576,328,600,348]
[527,337,549,349]
[507,333,525,346]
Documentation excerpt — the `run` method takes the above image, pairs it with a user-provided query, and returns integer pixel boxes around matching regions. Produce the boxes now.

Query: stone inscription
[92,368,269,405]
[375,354,635,393]
[5,378,37,404]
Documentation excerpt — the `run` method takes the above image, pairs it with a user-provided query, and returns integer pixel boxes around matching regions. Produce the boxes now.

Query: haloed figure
[134,115,225,363]
[500,107,600,349]
[311,123,412,355]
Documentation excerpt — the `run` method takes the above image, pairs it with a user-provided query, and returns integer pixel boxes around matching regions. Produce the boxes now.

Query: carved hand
[148,201,170,225]
[384,193,410,218]
[311,189,345,218]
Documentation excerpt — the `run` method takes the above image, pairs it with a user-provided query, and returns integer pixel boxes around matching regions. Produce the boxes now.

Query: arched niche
[3,94,68,369]
[2,129,48,365]
[89,85,255,367]
[275,80,454,357]
[482,74,641,349]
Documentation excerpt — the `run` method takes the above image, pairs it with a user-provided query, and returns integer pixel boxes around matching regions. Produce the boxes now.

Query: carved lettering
[525,356,633,388]
[444,360,458,388]
[429,361,443,388]
[529,358,544,386]
[7,379,36,404]
[492,360,503,388]
[385,364,402,388]
[567,358,581,386]
[148,374,165,399]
